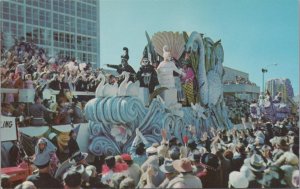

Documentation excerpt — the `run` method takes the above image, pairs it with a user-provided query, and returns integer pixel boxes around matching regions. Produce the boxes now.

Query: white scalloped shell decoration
[151,32,185,60]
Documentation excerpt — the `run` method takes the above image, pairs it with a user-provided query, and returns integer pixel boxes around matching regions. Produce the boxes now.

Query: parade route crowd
[1,119,299,189]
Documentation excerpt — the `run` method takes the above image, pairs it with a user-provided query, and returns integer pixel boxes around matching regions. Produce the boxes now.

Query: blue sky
[99,0,299,95]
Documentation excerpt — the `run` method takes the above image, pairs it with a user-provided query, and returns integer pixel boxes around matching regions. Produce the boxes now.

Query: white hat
[229,171,249,188]
[146,146,157,155]
[255,137,265,145]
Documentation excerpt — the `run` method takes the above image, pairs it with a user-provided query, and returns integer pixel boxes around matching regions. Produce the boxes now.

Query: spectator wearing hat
[55,151,88,181]
[231,143,247,171]
[121,153,141,186]
[69,151,88,166]
[15,181,36,189]
[119,177,135,189]
[197,153,221,188]
[63,168,82,189]
[68,130,80,157]
[189,150,203,175]
[259,166,288,188]
[82,165,109,188]
[139,155,165,188]
[27,151,62,188]
[158,159,178,188]
[245,154,266,188]
[167,158,202,188]
[228,171,249,188]
[110,173,127,189]
[169,146,181,160]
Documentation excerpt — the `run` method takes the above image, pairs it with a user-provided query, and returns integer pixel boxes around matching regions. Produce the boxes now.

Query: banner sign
[19,89,35,103]
[0,116,17,141]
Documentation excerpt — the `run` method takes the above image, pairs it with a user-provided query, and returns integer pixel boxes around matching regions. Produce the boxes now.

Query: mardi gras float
[85,31,233,156]
[250,78,296,123]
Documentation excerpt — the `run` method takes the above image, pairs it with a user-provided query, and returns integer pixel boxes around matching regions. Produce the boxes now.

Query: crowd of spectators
[0,39,112,126]
[223,76,257,86]
[224,95,251,124]
[2,119,299,188]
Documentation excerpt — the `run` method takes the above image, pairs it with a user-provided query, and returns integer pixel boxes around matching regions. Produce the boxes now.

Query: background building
[0,0,100,66]
[223,66,260,101]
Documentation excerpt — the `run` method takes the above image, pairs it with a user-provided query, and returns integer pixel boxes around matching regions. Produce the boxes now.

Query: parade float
[85,31,233,156]
[250,78,296,122]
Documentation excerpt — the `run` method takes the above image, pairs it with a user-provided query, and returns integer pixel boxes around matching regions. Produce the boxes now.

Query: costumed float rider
[180,60,195,106]
[136,53,158,94]
[106,47,136,84]
[130,128,151,166]
[156,45,185,90]
[273,92,282,103]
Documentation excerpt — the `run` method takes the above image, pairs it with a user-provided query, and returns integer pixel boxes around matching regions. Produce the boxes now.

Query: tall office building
[0,0,100,66]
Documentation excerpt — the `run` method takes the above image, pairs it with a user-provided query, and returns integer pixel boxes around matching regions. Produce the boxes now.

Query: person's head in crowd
[119,177,135,189]
[146,146,157,157]
[200,153,220,172]
[15,181,36,189]
[223,149,234,161]
[85,165,97,178]
[115,155,124,163]
[259,166,287,188]
[235,143,246,156]
[248,154,266,173]
[135,142,146,155]
[1,174,11,188]
[1,102,12,115]
[121,154,133,166]
[160,159,178,179]
[37,137,48,152]
[169,146,180,160]
[69,151,88,165]
[168,136,178,148]
[105,156,116,170]
[69,130,77,140]
[172,158,193,174]
[34,96,42,104]
[260,145,272,159]
[111,173,126,189]
[279,138,290,152]
[187,139,197,151]
[17,103,26,112]
[189,150,201,164]
[63,169,82,189]
[274,151,299,167]
[228,171,249,188]
[40,72,48,80]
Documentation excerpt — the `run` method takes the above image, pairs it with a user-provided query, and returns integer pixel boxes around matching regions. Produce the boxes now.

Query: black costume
[136,63,158,93]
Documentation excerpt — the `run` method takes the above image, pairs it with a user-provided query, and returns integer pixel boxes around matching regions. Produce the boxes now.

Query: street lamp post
[261,68,268,93]
[261,63,278,94]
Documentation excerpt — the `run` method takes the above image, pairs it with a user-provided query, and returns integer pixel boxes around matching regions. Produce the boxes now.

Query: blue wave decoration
[85,96,233,156]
